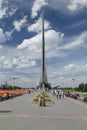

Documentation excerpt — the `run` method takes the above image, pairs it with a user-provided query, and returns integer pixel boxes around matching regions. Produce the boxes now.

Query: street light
[12,78,16,90]
[72,78,75,93]
[72,79,75,87]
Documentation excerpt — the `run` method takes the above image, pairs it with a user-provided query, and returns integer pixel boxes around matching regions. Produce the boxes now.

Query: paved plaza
[0,92,87,130]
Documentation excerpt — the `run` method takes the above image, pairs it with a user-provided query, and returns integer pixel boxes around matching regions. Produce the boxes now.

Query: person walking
[56,90,59,99]
[59,91,62,99]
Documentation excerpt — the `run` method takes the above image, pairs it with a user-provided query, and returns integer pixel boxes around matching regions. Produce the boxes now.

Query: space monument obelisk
[39,16,51,90]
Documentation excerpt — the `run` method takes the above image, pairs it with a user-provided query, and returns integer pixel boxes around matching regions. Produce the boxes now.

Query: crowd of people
[52,89,64,99]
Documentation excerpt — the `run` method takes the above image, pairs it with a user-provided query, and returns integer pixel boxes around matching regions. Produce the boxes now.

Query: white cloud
[65,64,80,71]
[3,60,13,69]
[45,30,64,51]
[43,0,87,15]
[0,28,14,44]
[0,28,7,43]
[0,0,8,19]
[7,5,17,17]
[5,29,14,40]
[59,76,64,79]
[64,63,87,75]
[17,35,41,50]
[61,31,87,49]
[28,17,51,33]
[12,56,37,69]
[12,58,19,65]
[47,0,69,13]
[0,56,13,69]
[31,0,48,18]
[0,0,17,19]
[13,16,28,31]
[68,0,87,12]
[17,29,64,52]
[0,52,37,69]
[0,45,3,49]
[16,60,36,69]
[0,56,5,61]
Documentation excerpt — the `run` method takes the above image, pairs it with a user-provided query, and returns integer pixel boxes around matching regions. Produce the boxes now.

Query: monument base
[39,93,45,106]
[37,83,51,91]
[32,91,54,105]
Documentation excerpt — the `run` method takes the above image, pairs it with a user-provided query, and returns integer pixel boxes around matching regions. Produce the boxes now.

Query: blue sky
[0,0,87,88]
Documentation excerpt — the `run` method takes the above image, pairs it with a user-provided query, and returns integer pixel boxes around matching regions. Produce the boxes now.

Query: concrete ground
[0,92,87,130]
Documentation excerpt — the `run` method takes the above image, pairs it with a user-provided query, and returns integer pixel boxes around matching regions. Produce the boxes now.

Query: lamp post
[72,78,75,93]
[12,78,16,90]
[72,79,75,86]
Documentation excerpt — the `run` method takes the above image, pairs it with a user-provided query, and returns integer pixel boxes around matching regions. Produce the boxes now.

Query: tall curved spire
[39,16,51,90]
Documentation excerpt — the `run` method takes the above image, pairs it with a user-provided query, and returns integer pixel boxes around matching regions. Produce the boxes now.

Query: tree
[78,83,87,92]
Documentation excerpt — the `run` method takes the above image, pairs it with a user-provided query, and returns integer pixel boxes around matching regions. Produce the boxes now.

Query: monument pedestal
[39,93,45,106]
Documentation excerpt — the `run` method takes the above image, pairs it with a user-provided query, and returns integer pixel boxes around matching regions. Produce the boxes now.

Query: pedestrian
[59,91,61,99]
[61,91,64,99]
[56,90,59,99]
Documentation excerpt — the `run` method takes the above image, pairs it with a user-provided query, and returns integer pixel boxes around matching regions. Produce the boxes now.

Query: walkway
[0,92,87,130]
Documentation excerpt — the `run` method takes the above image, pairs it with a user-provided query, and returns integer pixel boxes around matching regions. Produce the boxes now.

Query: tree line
[53,83,87,92]
[74,83,87,92]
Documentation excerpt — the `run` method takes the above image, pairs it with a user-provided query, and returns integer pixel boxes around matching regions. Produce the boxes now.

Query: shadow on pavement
[0,110,12,113]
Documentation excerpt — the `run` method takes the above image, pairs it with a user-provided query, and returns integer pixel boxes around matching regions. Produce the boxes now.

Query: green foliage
[74,87,78,91]
[14,86,21,89]
[0,85,22,90]
[53,83,87,92]
[77,83,87,92]
[53,86,60,89]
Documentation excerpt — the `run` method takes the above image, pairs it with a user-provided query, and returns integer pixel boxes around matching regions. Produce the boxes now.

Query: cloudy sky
[0,0,87,88]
